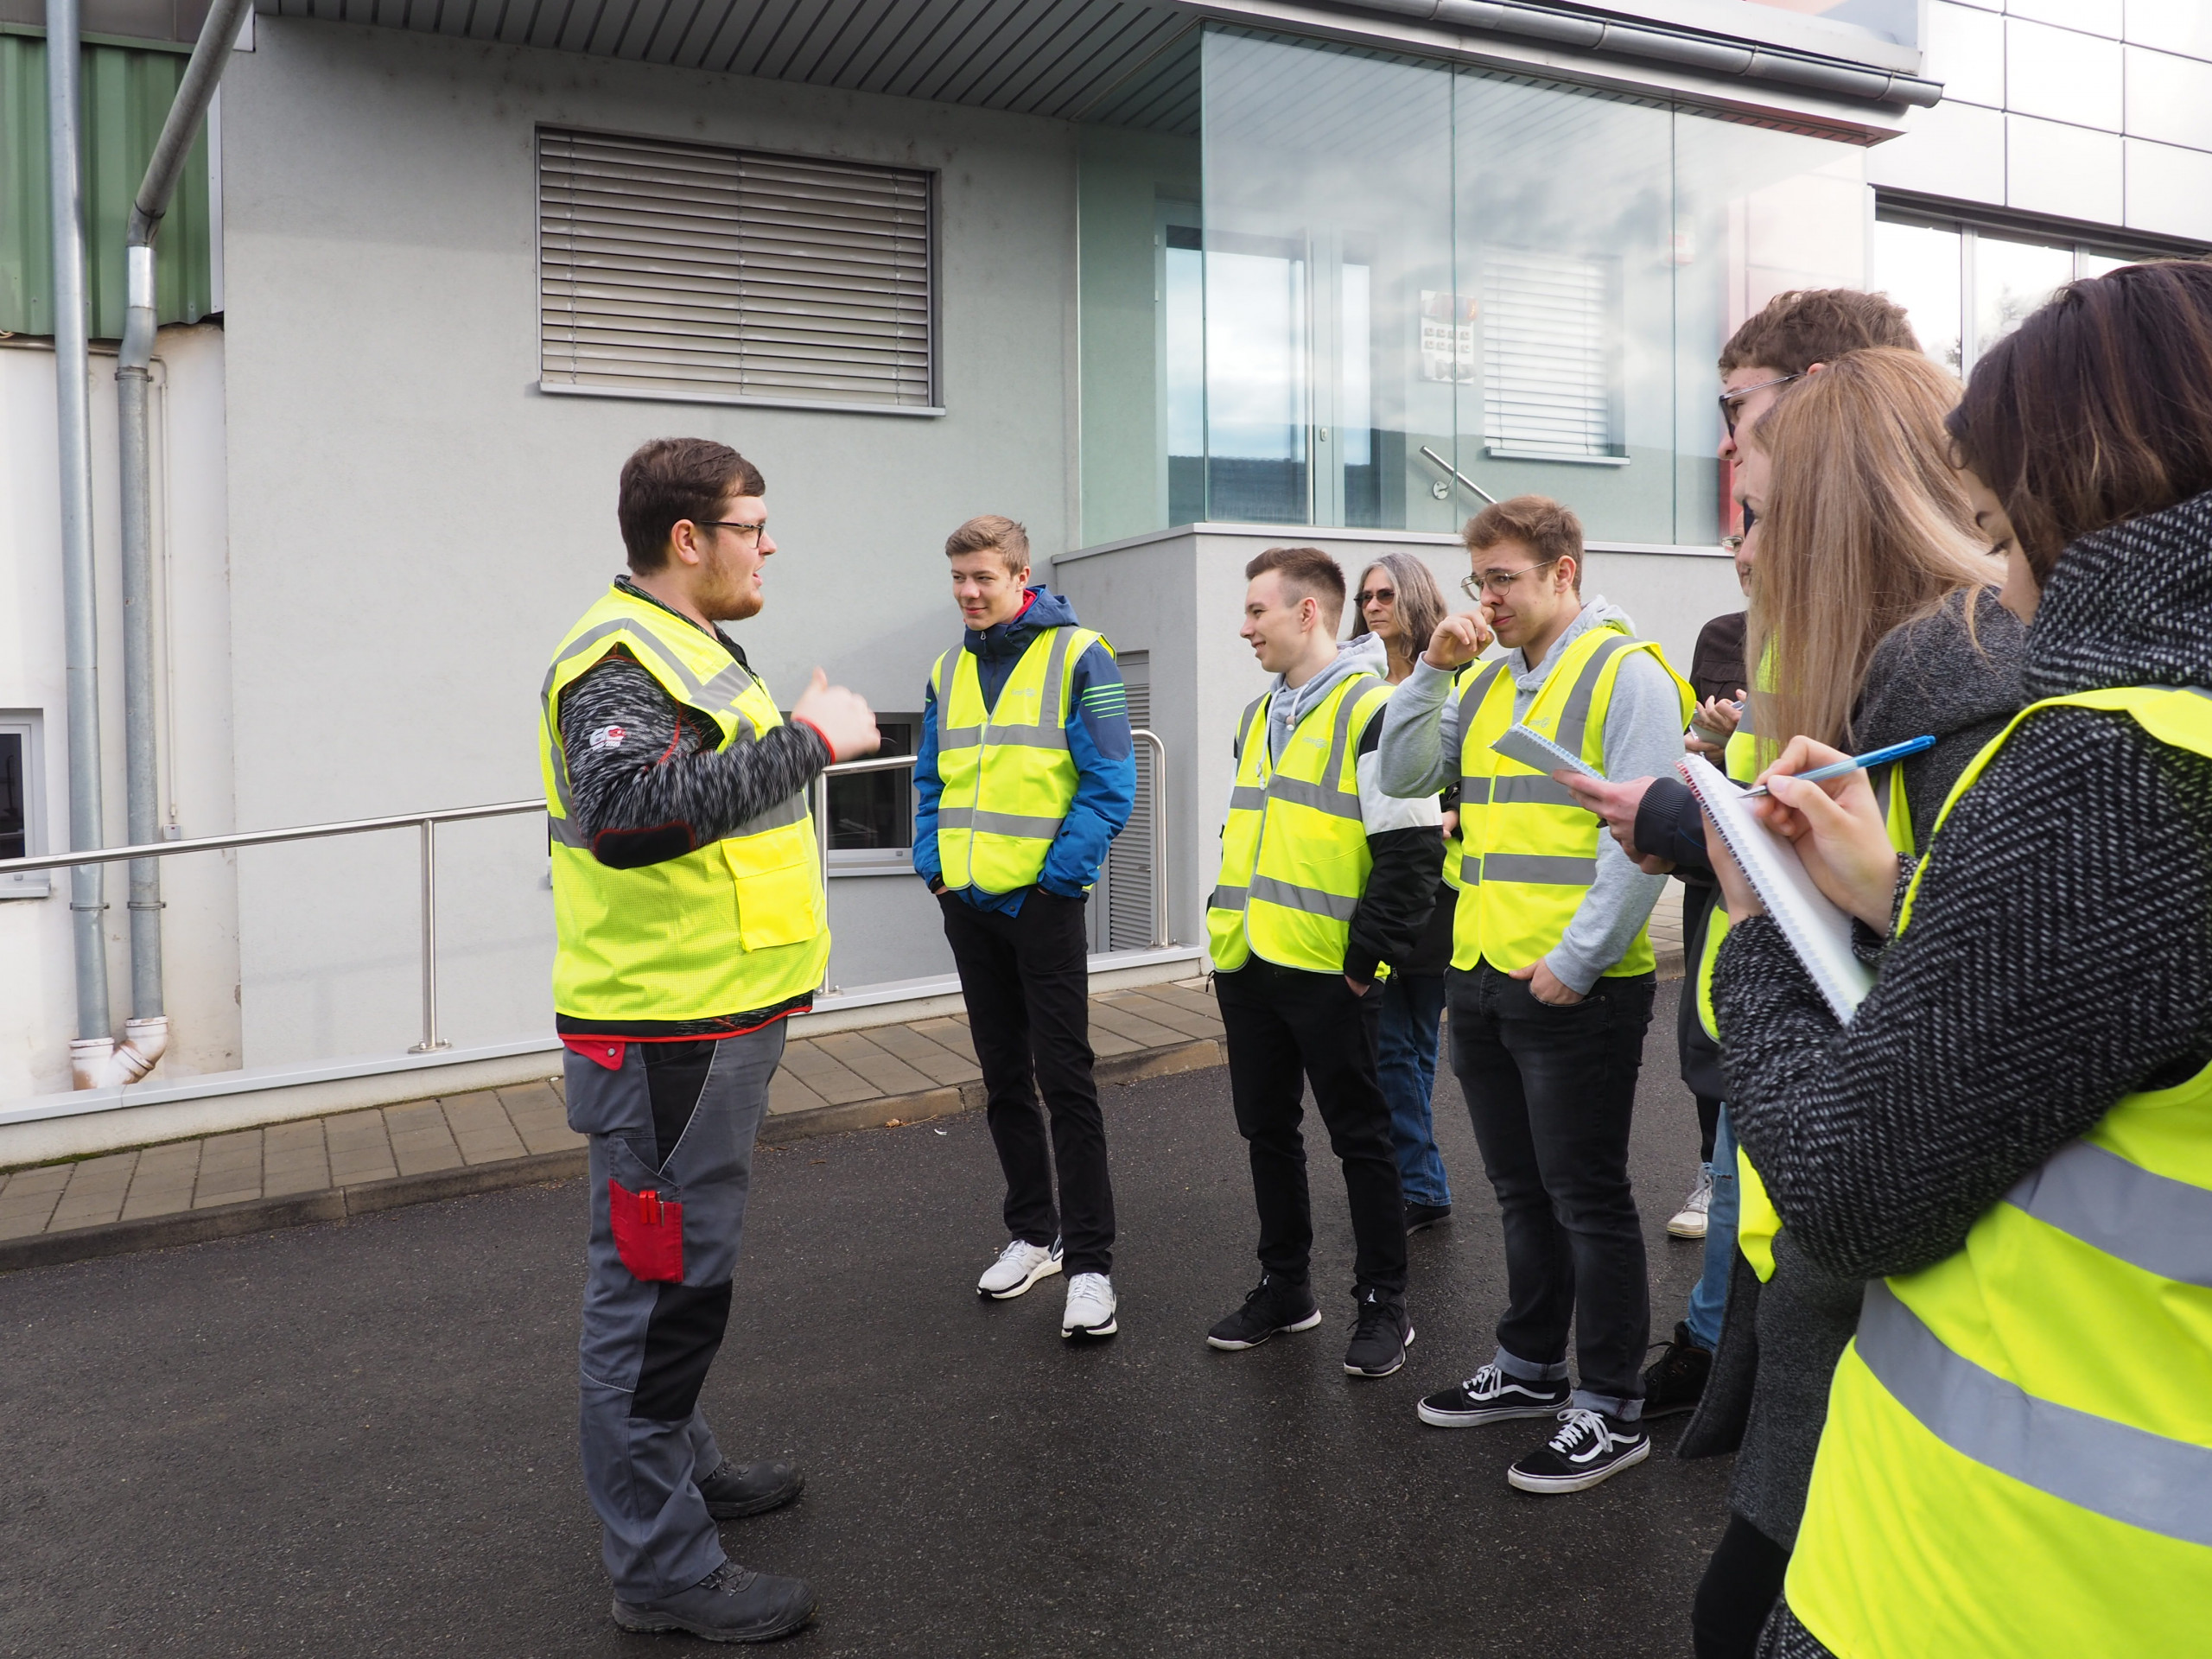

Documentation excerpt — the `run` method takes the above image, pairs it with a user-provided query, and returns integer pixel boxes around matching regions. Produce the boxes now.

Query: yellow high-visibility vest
[1783,683,2212,1656]
[1208,674,1393,974]
[1450,624,1693,976]
[930,626,1106,894]
[540,584,827,1021]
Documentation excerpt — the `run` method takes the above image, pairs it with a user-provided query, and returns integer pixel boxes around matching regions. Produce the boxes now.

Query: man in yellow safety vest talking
[913,515,1135,1339]
[1204,546,1445,1378]
[1379,495,1693,1493]
[543,438,878,1643]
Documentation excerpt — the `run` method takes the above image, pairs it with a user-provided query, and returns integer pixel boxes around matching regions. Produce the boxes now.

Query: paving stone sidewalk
[0,979,1230,1265]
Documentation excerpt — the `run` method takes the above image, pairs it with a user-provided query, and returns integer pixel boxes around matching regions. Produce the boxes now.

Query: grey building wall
[218,18,1079,1065]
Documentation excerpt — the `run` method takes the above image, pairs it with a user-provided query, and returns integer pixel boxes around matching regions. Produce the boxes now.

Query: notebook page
[1680,753,1872,1023]
[1491,724,1605,781]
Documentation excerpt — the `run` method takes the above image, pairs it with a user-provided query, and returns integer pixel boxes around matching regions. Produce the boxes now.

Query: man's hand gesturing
[791,668,881,762]
[1424,609,1496,671]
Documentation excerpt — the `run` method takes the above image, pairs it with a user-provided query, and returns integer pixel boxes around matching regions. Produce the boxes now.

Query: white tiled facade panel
[1866,0,2212,243]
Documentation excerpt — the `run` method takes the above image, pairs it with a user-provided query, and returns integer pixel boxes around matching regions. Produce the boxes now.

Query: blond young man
[912,516,1135,1338]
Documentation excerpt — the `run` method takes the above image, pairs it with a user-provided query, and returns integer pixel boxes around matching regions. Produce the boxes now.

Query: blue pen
[1740,734,1936,798]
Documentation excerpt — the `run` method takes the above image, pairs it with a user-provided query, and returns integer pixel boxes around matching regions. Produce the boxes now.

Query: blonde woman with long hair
[1350,553,1458,1230]
[1675,346,2028,1657]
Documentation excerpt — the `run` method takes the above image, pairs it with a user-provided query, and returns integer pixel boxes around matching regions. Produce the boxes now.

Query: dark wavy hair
[1948,260,2212,581]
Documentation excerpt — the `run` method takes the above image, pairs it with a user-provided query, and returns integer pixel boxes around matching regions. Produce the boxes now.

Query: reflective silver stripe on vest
[935,807,1065,838]
[1485,775,1580,808]
[2004,1138,2212,1287]
[1857,1281,2212,1548]
[1265,776,1363,819]
[1211,884,1248,909]
[1481,852,1597,885]
[549,811,591,849]
[1229,785,1268,812]
[1554,632,1632,758]
[934,632,1081,753]
[731,792,811,836]
[1248,873,1361,922]
[1459,852,1481,886]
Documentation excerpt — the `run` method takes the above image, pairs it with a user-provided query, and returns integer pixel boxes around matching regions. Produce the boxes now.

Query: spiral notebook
[1491,723,1605,780]
[1679,753,1874,1023]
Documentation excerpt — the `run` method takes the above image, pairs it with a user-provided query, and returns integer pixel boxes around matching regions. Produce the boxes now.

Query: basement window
[0,715,51,900]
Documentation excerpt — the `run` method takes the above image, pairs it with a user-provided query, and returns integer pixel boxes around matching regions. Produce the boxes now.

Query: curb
[0,1038,1230,1274]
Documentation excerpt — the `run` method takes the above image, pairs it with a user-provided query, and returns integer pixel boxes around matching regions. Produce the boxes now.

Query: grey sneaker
[611,1560,816,1643]
[698,1457,804,1520]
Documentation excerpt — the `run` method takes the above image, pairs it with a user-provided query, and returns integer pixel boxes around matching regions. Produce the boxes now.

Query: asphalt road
[1,982,1729,1658]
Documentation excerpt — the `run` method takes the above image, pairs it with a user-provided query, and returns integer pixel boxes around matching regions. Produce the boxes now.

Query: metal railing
[810,728,1170,950]
[8,728,1175,1062]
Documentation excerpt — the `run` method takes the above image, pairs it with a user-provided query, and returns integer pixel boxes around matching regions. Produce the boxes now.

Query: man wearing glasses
[1376,494,1691,1495]
[543,437,879,1643]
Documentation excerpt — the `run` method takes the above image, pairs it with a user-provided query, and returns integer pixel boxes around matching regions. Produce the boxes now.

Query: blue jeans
[1685,1103,1740,1351]
[1376,971,1451,1208]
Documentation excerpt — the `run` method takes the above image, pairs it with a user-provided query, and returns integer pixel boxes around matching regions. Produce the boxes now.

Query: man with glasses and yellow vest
[913,516,1135,1339]
[543,439,878,1644]
[1379,495,1693,1493]
[1204,547,1444,1379]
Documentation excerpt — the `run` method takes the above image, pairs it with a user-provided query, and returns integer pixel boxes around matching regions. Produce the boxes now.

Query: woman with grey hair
[1351,553,1458,1231]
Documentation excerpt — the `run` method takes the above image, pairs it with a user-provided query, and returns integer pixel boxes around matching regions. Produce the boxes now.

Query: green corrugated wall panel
[0,31,214,340]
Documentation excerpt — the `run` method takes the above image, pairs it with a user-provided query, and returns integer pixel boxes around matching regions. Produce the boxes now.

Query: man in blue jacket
[914,515,1136,1338]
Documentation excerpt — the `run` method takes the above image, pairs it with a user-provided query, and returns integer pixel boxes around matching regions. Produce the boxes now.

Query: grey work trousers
[564,1020,785,1603]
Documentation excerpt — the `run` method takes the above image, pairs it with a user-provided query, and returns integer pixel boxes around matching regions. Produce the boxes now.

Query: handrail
[808,730,1172,950]
[6,726,1177,1069]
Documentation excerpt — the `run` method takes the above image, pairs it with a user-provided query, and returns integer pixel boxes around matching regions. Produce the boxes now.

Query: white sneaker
[977,1236,1063,1300]
[1667,1168,1713,1240]
[1061,1272,1118,1339]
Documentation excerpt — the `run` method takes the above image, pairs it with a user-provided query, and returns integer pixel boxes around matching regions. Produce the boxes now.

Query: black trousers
[1449,961,1656,1412]
[1693,1512,1790,1659]
[940,889,1116,1276]
[1214,957,1408,1299]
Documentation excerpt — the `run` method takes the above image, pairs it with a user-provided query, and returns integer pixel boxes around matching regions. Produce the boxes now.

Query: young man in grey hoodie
[1376,496,1692,1494]
[1203,547,1444,1379]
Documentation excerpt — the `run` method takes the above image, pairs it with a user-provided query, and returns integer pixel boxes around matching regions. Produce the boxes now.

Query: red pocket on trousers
[607,1177,684,1281]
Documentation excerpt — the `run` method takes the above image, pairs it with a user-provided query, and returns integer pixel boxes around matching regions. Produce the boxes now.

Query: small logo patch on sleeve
[588,724,628,752]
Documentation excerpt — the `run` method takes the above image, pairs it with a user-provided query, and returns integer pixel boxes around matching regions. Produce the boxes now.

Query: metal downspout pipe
[46,0,116,1083]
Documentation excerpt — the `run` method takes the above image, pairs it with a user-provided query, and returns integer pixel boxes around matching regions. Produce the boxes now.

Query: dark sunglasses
[1357,586,1395,606]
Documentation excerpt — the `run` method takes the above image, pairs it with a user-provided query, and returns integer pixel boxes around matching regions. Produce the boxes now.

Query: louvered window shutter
[539,129,935,410]
[1104,656,1154,951]
[1480,250,1620,462]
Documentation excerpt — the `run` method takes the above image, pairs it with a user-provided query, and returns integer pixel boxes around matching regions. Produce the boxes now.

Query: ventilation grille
[539,129,933,409]
[1480,249,1619,461]
[1106,657,1155,952]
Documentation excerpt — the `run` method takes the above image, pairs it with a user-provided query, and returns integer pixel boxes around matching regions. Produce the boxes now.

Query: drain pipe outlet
[110,0,253,1077]
[70,1016,171,1090]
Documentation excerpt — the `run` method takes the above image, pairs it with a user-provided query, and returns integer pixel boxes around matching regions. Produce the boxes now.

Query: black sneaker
[1506,1407,1651,1494]
[611,1560,816,1642]
[1206,1273,1322,1351]
[1640,1321,1713,1420]
[1405,1201,1452,1235]
[1342,1289,1415,1377]
[699,1457,804,1520]
[1415,1362,1571,1427]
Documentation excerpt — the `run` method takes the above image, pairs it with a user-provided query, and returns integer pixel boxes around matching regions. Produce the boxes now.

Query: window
[0,714,49,900]
[1480,249,1624,464]
[538,129,936,413]
[825,715,918,872]
[1872,206,2187,376]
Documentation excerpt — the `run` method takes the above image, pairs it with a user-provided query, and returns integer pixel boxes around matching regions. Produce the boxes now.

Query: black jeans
[1692,1512,1790,1658]
[1448,961,1656,1414]
[940,889,1115,1275]
[1214,957,1408,1299]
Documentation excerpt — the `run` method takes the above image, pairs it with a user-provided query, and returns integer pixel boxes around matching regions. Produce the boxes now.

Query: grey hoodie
[1375,596,1685,992]
[1265,633,1390,764]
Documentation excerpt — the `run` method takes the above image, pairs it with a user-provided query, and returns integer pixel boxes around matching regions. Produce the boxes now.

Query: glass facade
[1077,28,1868,550]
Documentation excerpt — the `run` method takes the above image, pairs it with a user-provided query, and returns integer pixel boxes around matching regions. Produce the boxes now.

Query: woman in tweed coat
[1707,260,2212,1657]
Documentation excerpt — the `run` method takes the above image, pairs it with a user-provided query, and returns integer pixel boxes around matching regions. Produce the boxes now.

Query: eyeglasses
[1460,556,1563,600]
[1720,534,1745,554]
[1717,372,1802,436]
[697,518,766,540]
[1356,587,1395,607]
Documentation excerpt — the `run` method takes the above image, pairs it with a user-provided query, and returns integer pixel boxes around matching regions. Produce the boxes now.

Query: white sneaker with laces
[1667,1167,1713,1240]
[977,1236,1063,1300]
[1505,1406,1650,1493]
[1061,1272,1118,1338]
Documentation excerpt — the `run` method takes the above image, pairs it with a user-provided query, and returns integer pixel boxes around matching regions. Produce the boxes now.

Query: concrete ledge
[0,1039,1234,1274]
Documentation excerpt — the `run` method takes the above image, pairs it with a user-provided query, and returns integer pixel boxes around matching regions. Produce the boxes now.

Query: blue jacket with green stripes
[912,587,1137,913]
